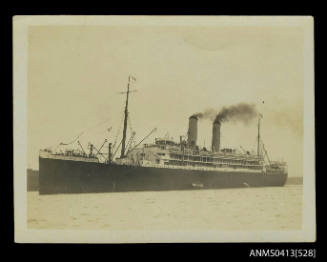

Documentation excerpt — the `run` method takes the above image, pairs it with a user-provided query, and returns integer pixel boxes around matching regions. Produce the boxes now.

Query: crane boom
[92,144,107,161]
[96,139,108,156]
[129,128,157,153]
[77,140,86,155]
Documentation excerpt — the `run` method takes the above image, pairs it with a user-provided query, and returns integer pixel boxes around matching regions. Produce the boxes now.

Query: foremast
[120,75,136,158]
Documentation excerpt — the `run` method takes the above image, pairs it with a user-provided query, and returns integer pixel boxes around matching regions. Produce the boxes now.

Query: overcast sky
[28,25,304,176]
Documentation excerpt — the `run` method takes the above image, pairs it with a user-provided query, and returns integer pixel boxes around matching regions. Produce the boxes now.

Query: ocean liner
[39,76,288,194]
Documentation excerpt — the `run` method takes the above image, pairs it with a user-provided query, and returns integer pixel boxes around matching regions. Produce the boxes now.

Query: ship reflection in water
[27,184,302,230]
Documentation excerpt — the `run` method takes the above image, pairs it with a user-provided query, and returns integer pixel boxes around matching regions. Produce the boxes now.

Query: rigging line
[128,113,133,134]
[113,138,123,159]
[55,117,111,148]
[83,117,112,134]
[126,132,136,153]
[59,132,85,146]
[261,141,271,164]
[112,113,124,150]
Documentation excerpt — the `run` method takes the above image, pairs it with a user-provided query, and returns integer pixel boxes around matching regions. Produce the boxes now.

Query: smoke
[191,108,217,120]
[192,103,258,124]
[215,103,258,124]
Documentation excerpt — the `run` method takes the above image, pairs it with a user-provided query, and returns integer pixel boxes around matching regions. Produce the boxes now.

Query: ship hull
[39,157,288,194]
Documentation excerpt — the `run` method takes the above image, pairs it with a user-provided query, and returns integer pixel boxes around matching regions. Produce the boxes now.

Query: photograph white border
[13,15,315,243]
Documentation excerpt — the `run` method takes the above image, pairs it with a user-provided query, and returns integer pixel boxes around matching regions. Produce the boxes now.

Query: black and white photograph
[13,16,315,243]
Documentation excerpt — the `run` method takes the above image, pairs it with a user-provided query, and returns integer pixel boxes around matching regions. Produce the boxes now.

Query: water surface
[27,185,302,230]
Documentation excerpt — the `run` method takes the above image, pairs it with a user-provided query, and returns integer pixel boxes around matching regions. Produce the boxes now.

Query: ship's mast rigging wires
[128,113,134,134]
[255,114,271,165]
[126,131,136,154]
[261,142,271,165]
[112,112,124,151]
[56,117,112,152]
[59,132,84,146]
[257,113,263,157]
[113,138,123,159]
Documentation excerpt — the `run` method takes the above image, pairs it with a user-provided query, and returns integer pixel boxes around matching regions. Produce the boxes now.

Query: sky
[27,25,304,176]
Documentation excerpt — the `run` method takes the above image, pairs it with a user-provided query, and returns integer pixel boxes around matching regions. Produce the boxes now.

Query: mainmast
[120,75,136,158]
[257,114,263,157]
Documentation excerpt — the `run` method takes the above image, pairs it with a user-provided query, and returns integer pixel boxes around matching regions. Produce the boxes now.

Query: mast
[120,76,136,158]
[257,114,262,157]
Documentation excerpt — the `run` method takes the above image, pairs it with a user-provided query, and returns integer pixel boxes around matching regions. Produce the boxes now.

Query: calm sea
[27,184,302,230]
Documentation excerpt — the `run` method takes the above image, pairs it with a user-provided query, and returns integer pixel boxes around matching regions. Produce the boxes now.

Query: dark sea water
[28,184,302,230]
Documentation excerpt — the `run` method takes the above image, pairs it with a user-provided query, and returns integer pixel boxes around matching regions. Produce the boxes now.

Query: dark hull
[39,157,288,194]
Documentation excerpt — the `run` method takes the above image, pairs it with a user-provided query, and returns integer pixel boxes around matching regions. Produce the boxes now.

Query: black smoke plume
[192,103,258,124]
[191,108,217,120]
